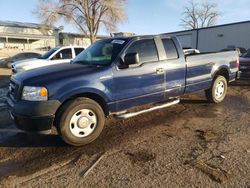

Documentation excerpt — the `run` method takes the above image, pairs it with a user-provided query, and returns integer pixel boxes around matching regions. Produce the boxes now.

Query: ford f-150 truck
[7,35,239,146]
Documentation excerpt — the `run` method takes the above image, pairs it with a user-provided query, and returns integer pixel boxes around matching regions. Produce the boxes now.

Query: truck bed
[185,50,239,93]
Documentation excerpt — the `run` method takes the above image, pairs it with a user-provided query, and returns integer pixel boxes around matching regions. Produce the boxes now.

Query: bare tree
[180,1,220,29]
[34,0,128,43]
[198,1,219,28]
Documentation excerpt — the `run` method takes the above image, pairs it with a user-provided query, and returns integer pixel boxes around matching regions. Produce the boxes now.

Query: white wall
[168,22,250,52]
[176,31,197,49]
[198,22,250,52]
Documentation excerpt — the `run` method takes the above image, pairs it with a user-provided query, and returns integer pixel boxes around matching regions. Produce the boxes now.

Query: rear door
[160,37,186,97]
[112,38,165,111]
[185,53,215,93]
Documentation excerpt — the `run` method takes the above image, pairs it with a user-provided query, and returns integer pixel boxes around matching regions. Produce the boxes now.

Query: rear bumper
[6,95,61,132]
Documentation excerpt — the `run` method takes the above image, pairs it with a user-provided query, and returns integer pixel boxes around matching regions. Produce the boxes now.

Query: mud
[0,70,249,187]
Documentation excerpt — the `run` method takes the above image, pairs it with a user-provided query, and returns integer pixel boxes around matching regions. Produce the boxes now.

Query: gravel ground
[0,69,249,187]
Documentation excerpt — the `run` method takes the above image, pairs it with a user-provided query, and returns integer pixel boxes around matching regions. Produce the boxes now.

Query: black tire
[56,97,105,146]
[205,75,228,103]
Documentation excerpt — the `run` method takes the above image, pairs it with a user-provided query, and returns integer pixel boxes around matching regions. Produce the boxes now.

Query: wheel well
[214,68,229,82]
[57,93,109,118]
[79,93,109,116]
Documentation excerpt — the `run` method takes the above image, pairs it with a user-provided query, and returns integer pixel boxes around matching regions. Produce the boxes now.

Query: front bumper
[12,113,54,132]
[239,70,250,79]
[7,95,61,132]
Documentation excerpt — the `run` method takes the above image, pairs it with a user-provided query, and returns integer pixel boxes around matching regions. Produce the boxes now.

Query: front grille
[11,65,17,73]
[9,79,20,100]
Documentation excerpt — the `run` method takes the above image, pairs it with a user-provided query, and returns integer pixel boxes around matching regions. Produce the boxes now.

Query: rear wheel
[205,75,228,103]
[56,97,105,146]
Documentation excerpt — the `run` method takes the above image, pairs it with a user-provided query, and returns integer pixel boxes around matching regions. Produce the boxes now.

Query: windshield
[242,49,250,58]
[72,38,128,66]
[39,48,59,59]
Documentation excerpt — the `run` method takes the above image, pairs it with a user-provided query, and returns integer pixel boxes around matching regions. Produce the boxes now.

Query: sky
[0,0,249,35]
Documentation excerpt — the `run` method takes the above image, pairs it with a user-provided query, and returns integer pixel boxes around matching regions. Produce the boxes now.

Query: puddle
[184,94,250,119]
[224,95,250,115]
[0,160,22,183]
[187,104,226,119]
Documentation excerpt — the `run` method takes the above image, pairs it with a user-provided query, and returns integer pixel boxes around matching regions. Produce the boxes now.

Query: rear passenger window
[126,39,158,63]
[75,48,84,56]
[162,38,179,59]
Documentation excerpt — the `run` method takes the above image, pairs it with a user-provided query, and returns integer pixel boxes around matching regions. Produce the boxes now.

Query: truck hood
[13,58,48,68]
[12,63,109,86]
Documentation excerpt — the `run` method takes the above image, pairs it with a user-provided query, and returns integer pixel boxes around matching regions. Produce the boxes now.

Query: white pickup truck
[11,46,84,73]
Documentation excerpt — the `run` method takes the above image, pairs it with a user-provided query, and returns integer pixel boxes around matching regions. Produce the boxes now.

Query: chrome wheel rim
[215,81,225,99]
[69,109,97,138]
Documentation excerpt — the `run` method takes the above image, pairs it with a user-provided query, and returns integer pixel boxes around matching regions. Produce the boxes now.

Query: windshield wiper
[72,60,89,64]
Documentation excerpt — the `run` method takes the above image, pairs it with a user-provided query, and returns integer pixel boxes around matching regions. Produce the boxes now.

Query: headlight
[22,86,48,101]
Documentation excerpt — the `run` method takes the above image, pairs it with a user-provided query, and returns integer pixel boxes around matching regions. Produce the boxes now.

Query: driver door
[112,39,165,111]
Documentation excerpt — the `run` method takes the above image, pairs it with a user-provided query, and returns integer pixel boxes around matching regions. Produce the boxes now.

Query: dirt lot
[0,68,249,187]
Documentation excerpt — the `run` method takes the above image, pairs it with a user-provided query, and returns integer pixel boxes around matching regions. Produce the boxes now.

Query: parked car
[7,35,239,146]
[239,48,250,79]
[1,52,41,68]
[11,46,84,73]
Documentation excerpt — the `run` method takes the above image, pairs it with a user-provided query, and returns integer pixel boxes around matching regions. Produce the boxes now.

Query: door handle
[156,68,164,74]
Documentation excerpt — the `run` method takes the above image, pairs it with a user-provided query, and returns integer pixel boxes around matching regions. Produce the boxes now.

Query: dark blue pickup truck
[7,35,239,146]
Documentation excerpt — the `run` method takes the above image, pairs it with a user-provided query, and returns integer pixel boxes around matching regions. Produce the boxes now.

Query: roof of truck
[112,34,172,40]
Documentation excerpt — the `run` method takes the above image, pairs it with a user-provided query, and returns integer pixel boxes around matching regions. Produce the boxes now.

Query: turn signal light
[236,57,240,68]
[39,87,48,97]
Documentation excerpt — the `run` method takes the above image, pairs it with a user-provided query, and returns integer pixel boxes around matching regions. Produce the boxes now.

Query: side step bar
[114,99,180,119]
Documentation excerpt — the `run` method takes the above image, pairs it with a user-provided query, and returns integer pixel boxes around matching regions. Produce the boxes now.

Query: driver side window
[53,49,72,60]
[126,39,159,63]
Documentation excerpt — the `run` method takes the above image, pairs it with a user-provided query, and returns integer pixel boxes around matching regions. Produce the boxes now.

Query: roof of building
[59,32,109,39]
[0,20,59,30]
[163,20,250,35]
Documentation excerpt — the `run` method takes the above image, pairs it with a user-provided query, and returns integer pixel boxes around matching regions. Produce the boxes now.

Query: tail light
[236,57,240,68]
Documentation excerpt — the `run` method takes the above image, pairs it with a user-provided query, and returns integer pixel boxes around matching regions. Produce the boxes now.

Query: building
[164,21,250,52]
[59,32,108,49]
[0,21,60,50]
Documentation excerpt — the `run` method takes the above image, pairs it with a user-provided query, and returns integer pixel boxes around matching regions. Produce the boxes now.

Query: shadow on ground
[181,99,209,104]
[0,131,67,148]
[230,79,250,86]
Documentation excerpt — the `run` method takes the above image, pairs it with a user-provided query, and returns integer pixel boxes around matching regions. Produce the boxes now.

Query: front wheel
[205,76,228,103]
[56,98,105,146]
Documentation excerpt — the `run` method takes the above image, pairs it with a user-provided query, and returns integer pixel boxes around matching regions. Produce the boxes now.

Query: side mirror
[59,53,63,59]
[124,53,139,65]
